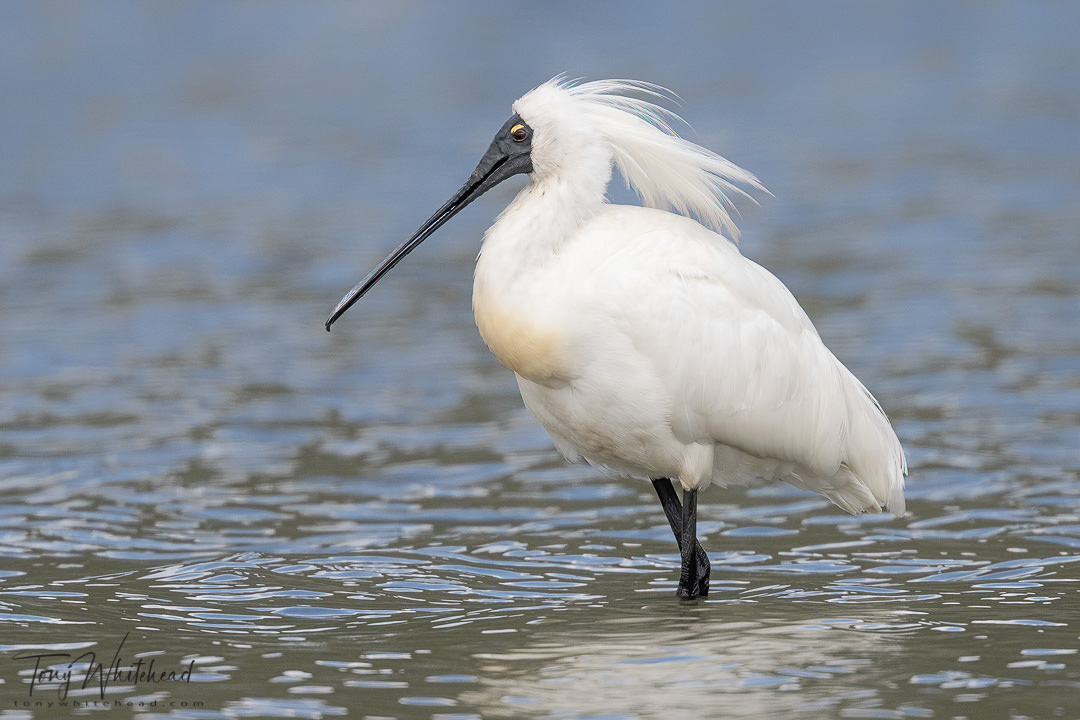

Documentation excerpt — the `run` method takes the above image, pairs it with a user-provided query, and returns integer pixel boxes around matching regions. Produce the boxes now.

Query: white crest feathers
[550,78,767,240]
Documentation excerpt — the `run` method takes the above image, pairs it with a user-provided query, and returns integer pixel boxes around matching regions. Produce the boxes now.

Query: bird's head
[509,80,615,190]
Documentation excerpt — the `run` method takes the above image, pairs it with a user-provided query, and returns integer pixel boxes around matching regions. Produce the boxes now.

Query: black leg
[677,488,703,599]
[652,477,683,538]
[651,479,710,598]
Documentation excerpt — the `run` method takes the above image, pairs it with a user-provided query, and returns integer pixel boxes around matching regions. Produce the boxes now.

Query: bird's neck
[479,171,608,275]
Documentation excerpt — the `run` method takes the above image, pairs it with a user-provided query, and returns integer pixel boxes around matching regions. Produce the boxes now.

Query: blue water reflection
[2,1,1079,718]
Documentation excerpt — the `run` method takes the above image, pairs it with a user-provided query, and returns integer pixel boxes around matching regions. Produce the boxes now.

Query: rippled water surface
[2,3,1078,718]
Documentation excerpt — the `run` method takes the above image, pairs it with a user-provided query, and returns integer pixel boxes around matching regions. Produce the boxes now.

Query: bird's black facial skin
[325,114,534,331]
[458,113,533,202]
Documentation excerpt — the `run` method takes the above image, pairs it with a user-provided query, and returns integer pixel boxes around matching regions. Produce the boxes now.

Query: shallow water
[2,2,1079,719]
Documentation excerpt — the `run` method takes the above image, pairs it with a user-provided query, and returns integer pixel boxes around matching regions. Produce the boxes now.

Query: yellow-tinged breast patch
[473,293,566,385]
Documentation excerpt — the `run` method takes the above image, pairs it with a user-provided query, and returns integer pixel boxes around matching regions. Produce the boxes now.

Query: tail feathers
[787,375,907,517]
[786,466,883,516]
[844,382,907,517]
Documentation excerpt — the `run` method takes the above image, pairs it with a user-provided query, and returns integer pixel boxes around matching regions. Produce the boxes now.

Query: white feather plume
[563,78,767,241]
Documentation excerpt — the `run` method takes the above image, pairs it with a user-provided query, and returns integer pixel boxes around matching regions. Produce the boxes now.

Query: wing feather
[590,207,905,513]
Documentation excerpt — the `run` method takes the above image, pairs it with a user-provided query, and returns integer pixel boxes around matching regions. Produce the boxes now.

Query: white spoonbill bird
[326,78,907,599]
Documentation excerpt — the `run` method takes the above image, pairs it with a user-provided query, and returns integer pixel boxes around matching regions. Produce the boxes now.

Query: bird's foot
[676,543,711,599]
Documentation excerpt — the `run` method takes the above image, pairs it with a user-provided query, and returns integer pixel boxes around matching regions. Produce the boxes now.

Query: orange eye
[510,124,528,142]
